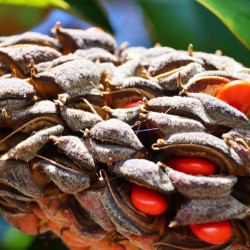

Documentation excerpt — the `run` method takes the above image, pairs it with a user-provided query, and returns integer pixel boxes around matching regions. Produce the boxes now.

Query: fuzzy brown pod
[74,47,119,64]
[0,32,62,50]
[184,70,250,95]
[0,124,64,162]
[148,52,204,77]
[0,45,61,78]
[0,160,43,198]
[111,159,174,193]
[99,169,162,236]
[57,101,102,132]
[30,59,100,99]
[104,77,164,108]
[31,54,81,73]
[51,22,116,54]
[50,135,96,171]
[89,118,145,151]
[36,160,91,194]
[0,78,37,113]
[140,111,207,137]
[5,100,61,131]
[153,132,244,175]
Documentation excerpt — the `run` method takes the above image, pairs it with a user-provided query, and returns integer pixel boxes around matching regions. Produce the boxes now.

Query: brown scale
[51,22,117,54]
[0,44,61,78]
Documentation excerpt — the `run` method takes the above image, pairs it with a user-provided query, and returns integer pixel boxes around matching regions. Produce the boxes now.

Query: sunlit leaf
[0,0,69,9]
[196,0,250,49]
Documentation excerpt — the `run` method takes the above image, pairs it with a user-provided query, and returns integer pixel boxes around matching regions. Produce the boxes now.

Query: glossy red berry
[86,27,105,32]
[131,184,168,215]
[190,220,232,245]
[216,80,250,114]
[166,157,216,176]
[122,101,144,109]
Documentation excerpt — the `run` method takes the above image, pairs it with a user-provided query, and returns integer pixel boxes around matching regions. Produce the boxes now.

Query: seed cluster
[0,23,249,250]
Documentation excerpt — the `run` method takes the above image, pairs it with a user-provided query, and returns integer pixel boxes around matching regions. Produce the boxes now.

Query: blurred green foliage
[136,0,250,66]
[0,0,249,66]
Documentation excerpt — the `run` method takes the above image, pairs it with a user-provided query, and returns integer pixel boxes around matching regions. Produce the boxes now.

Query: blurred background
[0,0,249,249]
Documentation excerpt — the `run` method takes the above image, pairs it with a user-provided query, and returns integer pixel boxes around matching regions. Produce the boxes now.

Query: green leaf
[196,0,250,49]
[64,0,113,33]
[137,0,250,67]
[2,227,35,250]
[0,0,69,9]
[0,0,113,33]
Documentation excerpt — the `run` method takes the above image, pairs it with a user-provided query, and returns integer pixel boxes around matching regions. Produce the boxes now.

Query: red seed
[122,101,143,109]
[131,184,168,215]
[166,157,216,176]
[216,80,250,114]
[190,220,232,245]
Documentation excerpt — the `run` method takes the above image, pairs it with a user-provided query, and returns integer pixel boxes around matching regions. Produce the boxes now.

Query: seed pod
[172,196,248,225]
[157,62,204,92]
[0,160,43,198]
[145,96,215,126]
[0,183,33,201]
[139,47,175,68]
[148,52,203,77]
[63,89,106,119]
[50,135,95,171]
[106,77,164,108]
[100,170,160,235]
[0,78,36,112]
[30,59,100,99]
[57,102,102,132]
[222,129,250,175]
[32,54,81,73]
[120,46,147,61]
[1,197,31,213]
[186,70,250,89]
[103,105,141,124]
[85,137,138,163]
[153,132,243,175]
[188,92,250,130]
[0,124,64,162]
[75,189,116,232]
[112,59,143,79]
[51,22,116,54]
[158,225,234,250]
[111,159,174,193]
[0,45,61,77]
[74,48,119,64]
[98,62,116,82]
[89,119,145,151]
[166,167,236,199]
[7,100,60,130]
[0,32,62,50]
[111,76,164,96]
[61,199,107,240]
[37,160,90,194]
[193,51,244,71]
[140,111,206,136]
